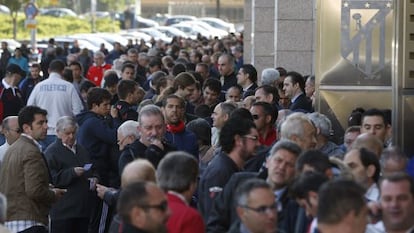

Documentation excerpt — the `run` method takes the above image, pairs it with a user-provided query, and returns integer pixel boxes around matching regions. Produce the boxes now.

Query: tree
[0,0,24,39]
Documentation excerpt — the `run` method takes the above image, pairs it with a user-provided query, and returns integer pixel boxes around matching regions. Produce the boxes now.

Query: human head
[2,116,20,145]
[280,112,317,150]
[203,78,221,107]
[343,126,361,152]
[157,151,198,201]
[226,85,242,102]
[211,102,237,129]
[250,102,277,134]
[380,147,408,176]
[18,106,48,141]
[254,85,279,104]
[361,108,390,144]
[103,71,119,96]
[56,116,78,148]
[117,120,140,151]
[379,173,414,233]
[87,87,112,111]
[127,48,139,63]
[117,80,141,105]
[29,63,41,79]
[186,118,211,146]
[295,150,333,177]
[94,51,105,66]
[121,159,156,187]
[304,75,315,98]
[283,71,305,98]
[235,179,278,233]
[343,148,381,188]
[48,59,66,75]
[261,68,280,86]
[219,117,258,156]
[173,72,197,100]
[195,63,209,81]
[69,61,83,80]
[317,179,367,233]
[5,64,25,86]
[138,104,166,146]
[351,133,383,158]
[291,171,329,217]
[121,63,136,81]
[218,53,235,76]
[266,140,302,189]
[237,64,257,87]
[117,182,170,233]
[161,94,185,125]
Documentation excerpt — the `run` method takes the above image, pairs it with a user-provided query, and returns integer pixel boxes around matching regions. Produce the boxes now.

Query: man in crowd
[361,108,390,147]
[250,101,278,146]
[237,64,258,98]
[211,102,237,146]
[87,51,112,86]
[0,106,66,233]
[280,112,317,150]
[218,53,237,95]
[115,80,141,122]
[283,71,312,112]
[117,182,170,233]
[19,63,44,104]
[0,116,20,164]
[0,64,25,122]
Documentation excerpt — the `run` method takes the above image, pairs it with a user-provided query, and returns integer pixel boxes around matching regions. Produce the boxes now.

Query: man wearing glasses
[117,181,170,233]
[229,178,280,233]
[0,116,20,164]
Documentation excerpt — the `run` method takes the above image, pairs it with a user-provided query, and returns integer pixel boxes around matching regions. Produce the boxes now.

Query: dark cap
[6,64,26,77]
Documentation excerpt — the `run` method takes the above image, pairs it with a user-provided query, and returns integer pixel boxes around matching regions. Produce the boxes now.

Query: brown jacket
[0,136,55,224]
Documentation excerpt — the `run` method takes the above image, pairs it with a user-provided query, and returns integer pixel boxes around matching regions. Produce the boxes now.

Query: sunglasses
[140,200,168,212]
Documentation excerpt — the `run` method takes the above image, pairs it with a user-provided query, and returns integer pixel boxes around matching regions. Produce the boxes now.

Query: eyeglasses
[241,203,277,214]
[139,200,168,212]
[243,135,259,141]
[252,114,260,120]
[8,128,20,133]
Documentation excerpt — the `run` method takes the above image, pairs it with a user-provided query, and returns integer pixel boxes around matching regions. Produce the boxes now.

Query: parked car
[170,23,210,39]
[41,8,77,17]
[156,26,188,38]
[165,15,197,26]
[199,17,236,33]
[0,4,10,14]
[138,28,172,43]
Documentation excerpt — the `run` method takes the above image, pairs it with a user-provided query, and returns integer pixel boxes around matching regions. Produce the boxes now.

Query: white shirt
[27,72,84,135]
[0,142,10,162]
[365,183,380,202]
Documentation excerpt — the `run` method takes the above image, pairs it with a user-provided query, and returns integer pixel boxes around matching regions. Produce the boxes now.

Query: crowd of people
[0,32,413,233]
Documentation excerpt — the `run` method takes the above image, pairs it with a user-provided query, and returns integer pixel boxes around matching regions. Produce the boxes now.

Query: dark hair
[186,118,212,145]
[62,67,73,82]
[276,67,287,77]
[220,117,255,153]
[194,104,212,119]
[172,63,186,76]
[173,72,196,90]
[162,94,185,108]
[157,151,198,193]
[252,101,278,125]
[361,108,387,126]
[317,179,366,225]
[151,71,168,94]
[296,150,331,173]
[185,63,196,72]
[255,85,279,103]
[31,63,41,69]
[18,105,48,131]
[69,61,83,71]
[149,58,162,68]
[291,171,329,199]
[359,147,381,183]
[79,80,96,93]
[345,125,361,134]
[348,107,365,126]
[240,64,257,83]
[269,139,302,159]
[230,108,253,121]
[117,182,150,223]
[118,80,138,100]
[87,87,112,110]
[203,78,221,94]
[104,72,119,88]
[48,59,66,73]
[121,62,135,73]
[380,172,414,196]
[286,71,305,93]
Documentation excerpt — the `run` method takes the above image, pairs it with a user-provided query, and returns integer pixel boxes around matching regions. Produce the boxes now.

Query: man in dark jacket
[283,71,312,113]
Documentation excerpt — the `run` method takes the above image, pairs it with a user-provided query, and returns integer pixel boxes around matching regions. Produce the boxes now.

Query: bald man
[351,133,383,158]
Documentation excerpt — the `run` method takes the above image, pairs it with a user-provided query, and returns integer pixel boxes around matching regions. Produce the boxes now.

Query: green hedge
[0,14,120,40]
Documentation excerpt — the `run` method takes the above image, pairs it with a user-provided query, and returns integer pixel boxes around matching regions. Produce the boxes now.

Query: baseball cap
[6,64,26,77]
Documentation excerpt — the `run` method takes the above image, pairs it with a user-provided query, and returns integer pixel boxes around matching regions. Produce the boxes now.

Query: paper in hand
[83,163,92,171]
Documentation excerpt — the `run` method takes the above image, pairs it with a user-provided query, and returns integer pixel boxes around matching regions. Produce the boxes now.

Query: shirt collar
[168,191,188,205]
[21,133,42,152]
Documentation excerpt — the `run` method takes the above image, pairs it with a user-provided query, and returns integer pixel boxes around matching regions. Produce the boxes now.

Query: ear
[223,114,229,122]
[366,164,376,179]
[265,115,272,124]
[234,134,243,146]
[236,206,246,220]
[130,207,145,226]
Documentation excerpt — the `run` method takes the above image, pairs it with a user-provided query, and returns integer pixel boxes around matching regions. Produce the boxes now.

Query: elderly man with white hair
[261,68,280,86]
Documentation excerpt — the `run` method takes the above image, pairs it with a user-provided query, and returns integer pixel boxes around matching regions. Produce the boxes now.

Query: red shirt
[86,63,112,86]
[259,128,277,146]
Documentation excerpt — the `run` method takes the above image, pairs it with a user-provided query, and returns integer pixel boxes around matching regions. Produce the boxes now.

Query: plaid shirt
[5,220,45,232]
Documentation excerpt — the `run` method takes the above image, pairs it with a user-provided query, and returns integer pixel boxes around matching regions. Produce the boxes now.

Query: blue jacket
[165,128,198,159]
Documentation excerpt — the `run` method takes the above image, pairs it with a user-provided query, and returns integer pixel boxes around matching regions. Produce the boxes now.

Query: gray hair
[2,116,18,131]
[94,51,105,58]
[235,178,272,206]
[269,139,302,159]
[0,192,6,223]
[280,112,313,140]
[56,116,78,133]
[261,68,280,85]
[157,151,198,193]
[118,120,140,138]
[307,112,332,137]
[138,104,164,125]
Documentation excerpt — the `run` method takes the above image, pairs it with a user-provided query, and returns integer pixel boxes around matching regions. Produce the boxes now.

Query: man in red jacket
[87,51,112,86]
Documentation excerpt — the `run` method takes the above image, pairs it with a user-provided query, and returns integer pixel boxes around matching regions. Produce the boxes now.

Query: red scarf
[166,120,185,133]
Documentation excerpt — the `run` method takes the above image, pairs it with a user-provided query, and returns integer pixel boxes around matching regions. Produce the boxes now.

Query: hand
[110,105,118,118]
[53,188,67,199]
[88,177,98,191]
[74,167,85,176]
[367,201,382,224]
[96,184,109,199]
[149,137,164,150]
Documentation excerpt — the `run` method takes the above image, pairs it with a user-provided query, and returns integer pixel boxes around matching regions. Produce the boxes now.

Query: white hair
[261,68,280,85]
[118,120,140,138]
